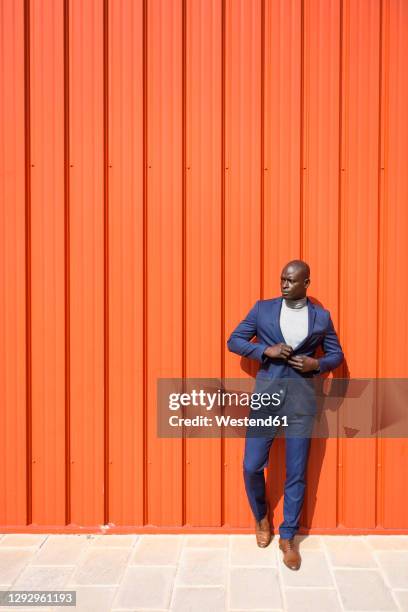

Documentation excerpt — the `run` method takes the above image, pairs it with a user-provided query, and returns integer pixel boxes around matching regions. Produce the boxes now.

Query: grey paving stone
[324,535,377,567]
[295,535,322,549]
[1,533,407,612]
[69,547,131,586]
[334,568,398,610]
[113,565,176,609]
[33,535,89,565]
[13,565,75,589]
[170,586,225,611]
[131,535,182,565]
[88,534,139,548]
[230,535,277,566]
[184,535,229,548]
[0,548,34,586]
[279,550,333,587]
[375,551,408,588]
[229,567,282,609]
[0,534,48,547]
[367,536,408,550]
[6,608,53,612]
[392,589,408,611]
[50,586,116,612]
[285,587,342,612]
[176,547,228,586]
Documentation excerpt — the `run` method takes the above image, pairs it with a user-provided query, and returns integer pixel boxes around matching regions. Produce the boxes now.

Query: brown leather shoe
[279,537,301,570]
[255,505,271,548]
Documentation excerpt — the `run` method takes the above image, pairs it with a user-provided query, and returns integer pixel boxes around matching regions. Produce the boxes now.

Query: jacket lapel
[271,298,286,344]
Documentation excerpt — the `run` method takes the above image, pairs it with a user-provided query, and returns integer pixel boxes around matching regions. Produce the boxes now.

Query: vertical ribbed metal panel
[0,0,407,533]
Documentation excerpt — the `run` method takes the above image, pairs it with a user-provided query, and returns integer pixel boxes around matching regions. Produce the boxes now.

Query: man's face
[280,266,310,299]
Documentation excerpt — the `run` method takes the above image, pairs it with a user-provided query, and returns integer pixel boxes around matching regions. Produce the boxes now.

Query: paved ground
[0,533,407,611]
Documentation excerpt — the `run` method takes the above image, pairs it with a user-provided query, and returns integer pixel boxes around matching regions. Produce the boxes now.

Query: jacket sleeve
[226,300,270,363]
[317,314,344,374]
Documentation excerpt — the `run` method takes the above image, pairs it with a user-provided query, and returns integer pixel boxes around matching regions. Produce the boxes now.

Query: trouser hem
[279,529,297,539]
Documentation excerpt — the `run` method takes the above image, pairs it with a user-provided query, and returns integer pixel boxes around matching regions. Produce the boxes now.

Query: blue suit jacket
[227,297,344,381]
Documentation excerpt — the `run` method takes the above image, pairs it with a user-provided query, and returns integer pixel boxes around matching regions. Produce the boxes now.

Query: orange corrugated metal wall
[1,0,407,533]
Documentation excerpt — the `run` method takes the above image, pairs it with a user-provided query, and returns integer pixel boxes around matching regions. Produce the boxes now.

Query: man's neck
[283,296,307,309]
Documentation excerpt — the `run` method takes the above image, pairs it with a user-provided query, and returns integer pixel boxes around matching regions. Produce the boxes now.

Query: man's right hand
[263,343,294,360]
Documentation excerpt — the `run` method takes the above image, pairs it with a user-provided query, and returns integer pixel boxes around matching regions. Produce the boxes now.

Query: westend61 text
[168,415,288,427]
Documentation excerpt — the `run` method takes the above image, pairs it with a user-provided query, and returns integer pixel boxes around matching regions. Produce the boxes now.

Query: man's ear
[304,278,311,289]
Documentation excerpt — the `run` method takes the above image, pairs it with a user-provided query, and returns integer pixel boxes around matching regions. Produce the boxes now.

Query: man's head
[280,260,310,300]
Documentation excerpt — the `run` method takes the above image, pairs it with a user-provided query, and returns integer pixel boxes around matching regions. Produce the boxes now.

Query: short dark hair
[283,259,310,280]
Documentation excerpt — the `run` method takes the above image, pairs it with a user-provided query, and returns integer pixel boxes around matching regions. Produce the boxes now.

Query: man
[227,260,344,570]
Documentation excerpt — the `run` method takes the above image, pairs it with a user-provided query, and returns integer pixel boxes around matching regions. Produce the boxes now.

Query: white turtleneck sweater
[279,297,308,349]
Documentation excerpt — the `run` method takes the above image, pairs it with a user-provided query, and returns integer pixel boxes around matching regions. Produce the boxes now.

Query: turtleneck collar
[283,296,308,309]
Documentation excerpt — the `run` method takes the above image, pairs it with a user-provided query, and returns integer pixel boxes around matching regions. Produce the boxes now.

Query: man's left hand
[287,355,319,373]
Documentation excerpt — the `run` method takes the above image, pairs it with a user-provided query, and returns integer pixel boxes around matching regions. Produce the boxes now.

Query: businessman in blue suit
[227,260,344,570]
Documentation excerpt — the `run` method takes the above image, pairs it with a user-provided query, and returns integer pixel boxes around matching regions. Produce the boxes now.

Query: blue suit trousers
[243,412,314,539]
